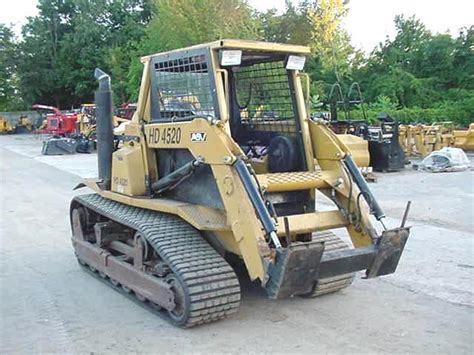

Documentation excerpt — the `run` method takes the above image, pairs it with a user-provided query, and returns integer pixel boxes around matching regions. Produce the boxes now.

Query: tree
[307,0,356,81]
[104,0,151,103]
[58,0,150,104]
[142,0,257,52]
[17,0,76,107]
[0,24,22,110]
[452,26,474,91]
[126,0,259,101]
[258,1,356,99]
[15,0,150,108]
[259,1,312,45]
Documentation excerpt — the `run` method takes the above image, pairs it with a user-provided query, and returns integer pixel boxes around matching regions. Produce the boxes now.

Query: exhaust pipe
[94,68,114,190]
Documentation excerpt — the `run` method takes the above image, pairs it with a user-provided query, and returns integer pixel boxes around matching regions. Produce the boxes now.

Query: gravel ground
[0,134,473,354]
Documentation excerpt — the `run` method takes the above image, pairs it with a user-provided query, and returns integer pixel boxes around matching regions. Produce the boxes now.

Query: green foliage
[352,15,474,125]
[259,1,357,89]
[258,1,311,45]
[13,0,150,108]
[0,24,24,110]
[310,94,323,112]
[16,0,76,107]
[125,0,259,100]
[351,92,474,127]
[2,0,472,127]
[368,95,398,112]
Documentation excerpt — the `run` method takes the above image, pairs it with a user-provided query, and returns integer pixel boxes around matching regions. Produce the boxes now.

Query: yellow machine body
[336,134,370,167]
[76,104,97,137]
[72,40,410,326]
[453,123,474,151]
[77,103,130,137]
[82,40,408,281]
[0,116,14,134]
[399,122,456,157]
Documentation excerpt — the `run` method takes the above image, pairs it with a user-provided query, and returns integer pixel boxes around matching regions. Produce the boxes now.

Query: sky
[1,0,473,53]
[249,0,473,52]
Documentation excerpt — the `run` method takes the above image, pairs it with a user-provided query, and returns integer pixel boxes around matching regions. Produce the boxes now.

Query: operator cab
[226,50,307,174]
[147,40,310,175]
[146,40,312,215]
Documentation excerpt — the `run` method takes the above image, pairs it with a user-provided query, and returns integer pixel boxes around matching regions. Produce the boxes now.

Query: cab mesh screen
[234,60,296,134]
[154,55,216,120]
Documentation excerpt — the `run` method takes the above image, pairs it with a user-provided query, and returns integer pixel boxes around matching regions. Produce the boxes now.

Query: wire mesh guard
[154,54,216,120]
[234,60,296,134]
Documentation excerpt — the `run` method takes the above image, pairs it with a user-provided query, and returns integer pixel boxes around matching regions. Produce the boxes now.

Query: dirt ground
[1,134,473,354]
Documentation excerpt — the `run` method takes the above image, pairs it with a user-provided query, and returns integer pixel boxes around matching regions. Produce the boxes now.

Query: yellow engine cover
[337,134,370,167]
[111,144,146,196]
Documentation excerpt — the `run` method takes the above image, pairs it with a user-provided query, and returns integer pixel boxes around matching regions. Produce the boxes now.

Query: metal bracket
[366,227,410,278]
[265,241,325,299]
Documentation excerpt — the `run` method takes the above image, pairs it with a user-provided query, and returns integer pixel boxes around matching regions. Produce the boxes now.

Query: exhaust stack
[94,68,114,190]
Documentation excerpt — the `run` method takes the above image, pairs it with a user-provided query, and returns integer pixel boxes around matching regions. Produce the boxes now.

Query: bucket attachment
[42,138,77,155]
[265,241,325,299]
[265,227,410,299]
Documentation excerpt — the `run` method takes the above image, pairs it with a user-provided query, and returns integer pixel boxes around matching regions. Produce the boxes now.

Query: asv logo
[190,132,207,142]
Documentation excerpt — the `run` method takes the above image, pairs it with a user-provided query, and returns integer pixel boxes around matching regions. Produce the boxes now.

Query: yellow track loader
[71,40,410,327]
[0,116,14,134]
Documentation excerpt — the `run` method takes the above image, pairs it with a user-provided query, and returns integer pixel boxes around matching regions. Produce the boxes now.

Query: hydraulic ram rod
[343,154,385,221]
[151,159,203,193]
[234,159,282,248]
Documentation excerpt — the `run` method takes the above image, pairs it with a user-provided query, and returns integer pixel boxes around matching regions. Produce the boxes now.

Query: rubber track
[72,193,241,327]
[303,231,355,297]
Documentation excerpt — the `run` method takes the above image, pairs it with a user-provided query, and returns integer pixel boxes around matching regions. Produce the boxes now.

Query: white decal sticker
[220,50,242,66]
[190,132,207,142]
[286,55,306,70]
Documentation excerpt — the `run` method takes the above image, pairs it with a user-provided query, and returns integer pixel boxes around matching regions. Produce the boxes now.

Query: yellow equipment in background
[76,103,130,138]
[15,116,33,133]
[453,123,474,151]
[0,116,14,134]
[0,116,33,134]
[337,134,370,167]
[76,104,97,138]
[70,40,410,327]
[399,122,455,157]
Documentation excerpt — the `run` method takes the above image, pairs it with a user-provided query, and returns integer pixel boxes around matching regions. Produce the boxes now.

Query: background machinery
[0,115,34,134]
[453,123,474,151]
[399,122,472,157]
[71,40,410,327]
[326,82,405,172]
[33,104,78,136]
[0,116,14,134]
[14,116,34,133]
[367,112,405,171]
[33,104,80,155]
[116,102,137,120]
[76,103,97,139]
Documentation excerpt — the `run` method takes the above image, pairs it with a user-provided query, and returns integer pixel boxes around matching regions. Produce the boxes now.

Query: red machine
[116,102,137,120]
[33,104,78,136]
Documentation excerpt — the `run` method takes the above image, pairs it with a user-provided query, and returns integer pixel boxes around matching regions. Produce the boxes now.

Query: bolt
[334,177,344,187]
